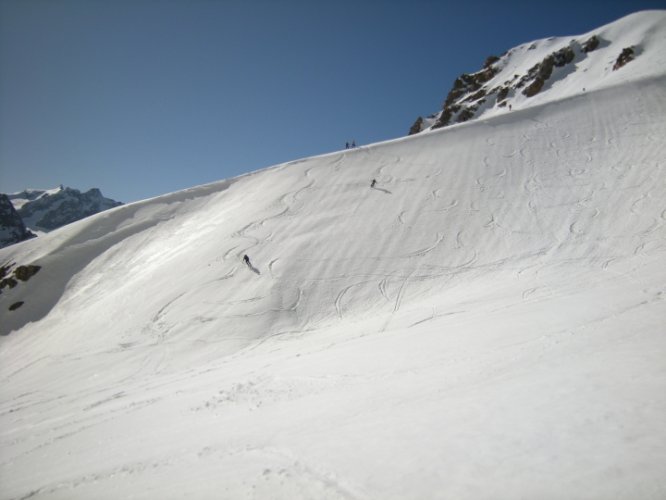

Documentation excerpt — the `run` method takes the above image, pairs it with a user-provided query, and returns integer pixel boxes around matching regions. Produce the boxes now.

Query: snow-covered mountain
[409,11,666,133]
[0,195,36,249]
[6,186,122,235]
[1,10,665,500]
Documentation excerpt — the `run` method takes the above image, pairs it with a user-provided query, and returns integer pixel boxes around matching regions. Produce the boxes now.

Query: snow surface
[1,11,666,500]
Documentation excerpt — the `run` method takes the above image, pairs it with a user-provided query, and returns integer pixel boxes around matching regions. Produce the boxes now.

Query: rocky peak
[0,186,123,248]
[16,187,122,232]
[408,11,663,135]
[0,195,36,249]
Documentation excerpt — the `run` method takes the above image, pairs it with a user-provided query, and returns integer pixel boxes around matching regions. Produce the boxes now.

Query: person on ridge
[371,179,377,188]
[243,254,251,266]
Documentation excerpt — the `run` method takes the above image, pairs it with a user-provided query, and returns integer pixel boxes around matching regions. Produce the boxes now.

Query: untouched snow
[1,12,666,500]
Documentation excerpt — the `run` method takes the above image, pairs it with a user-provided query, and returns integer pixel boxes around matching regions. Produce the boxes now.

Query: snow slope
[1,12,666,500]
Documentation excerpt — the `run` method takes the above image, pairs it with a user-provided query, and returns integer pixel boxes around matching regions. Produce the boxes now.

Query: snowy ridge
[410,10,666,132]
[6,188,62,211]
[1,11,666,500]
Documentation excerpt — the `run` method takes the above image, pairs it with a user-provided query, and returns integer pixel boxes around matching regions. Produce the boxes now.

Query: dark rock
[409,117,424,135]
[457,108,476,122]
[582,35,600,53]
[552,46,575,67]
[0,263,13,280]
[1,277,18,291]
[496,86,510,103]
[484,55,500,68]
[432,63,499,129]
[0,195,36,249]
[464,88,487,103]
[14,265,41,282]
[613,47,635,70]
[9,301,24,311]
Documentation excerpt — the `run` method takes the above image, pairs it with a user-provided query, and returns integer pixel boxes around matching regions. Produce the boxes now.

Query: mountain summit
[8,186,122,233]
[0,186,122,248]
[0,194,36,248]
[409,10,666,133]
[1,11,665,500]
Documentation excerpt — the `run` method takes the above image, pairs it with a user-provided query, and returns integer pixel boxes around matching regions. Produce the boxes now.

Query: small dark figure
[345,142,349,149]
[243,254,251,266]
[351,140,356,148]
[371,179,377,188]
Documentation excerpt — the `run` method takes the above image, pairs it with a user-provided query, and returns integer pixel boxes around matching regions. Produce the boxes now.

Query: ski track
[400,233,445,258]
[334,281,373,319]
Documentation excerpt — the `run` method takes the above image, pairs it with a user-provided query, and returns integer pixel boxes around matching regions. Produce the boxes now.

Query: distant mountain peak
[15,186,123,232]
[0,186,122,248]
[0,195,36,249]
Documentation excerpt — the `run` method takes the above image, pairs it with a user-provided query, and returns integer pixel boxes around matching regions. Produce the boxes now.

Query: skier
[345,142,349,149]
[371,179,377,188]
[243,254,251,266]
[351,140,356,148]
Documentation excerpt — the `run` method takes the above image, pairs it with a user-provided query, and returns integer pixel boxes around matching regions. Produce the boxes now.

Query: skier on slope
[371,179,377,188]
[243,254,251,266]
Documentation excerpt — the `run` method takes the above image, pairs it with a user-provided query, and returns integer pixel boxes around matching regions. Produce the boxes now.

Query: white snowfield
[1,11,666,500]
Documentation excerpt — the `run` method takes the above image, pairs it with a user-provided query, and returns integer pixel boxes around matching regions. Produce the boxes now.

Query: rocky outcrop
[582,35,600,53]
[1,263,40,292]
[424,40,585,131]
[519,45,576,97]
[1,262,41,314]
[0,195,36,249]
[408,19,650,135]
[613,47,635,70]
[408,116,424,135]
[432,62,500,129]
[14,264,41,282]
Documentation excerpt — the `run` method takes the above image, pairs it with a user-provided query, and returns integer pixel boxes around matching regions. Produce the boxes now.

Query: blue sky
[1,0,663,203]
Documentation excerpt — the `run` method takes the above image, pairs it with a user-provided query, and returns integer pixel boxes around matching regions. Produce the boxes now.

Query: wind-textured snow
[1,11,666,500]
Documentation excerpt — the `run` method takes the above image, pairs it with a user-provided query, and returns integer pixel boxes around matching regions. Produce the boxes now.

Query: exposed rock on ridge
[408,11,654,135]
[0,195,36,249]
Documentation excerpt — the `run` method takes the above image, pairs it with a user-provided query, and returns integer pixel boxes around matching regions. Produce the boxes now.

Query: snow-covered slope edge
[410,10,666,133]
[1,29,666,500]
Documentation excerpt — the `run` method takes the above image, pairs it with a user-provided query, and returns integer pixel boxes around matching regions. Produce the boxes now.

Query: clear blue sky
[1,0,663,202]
